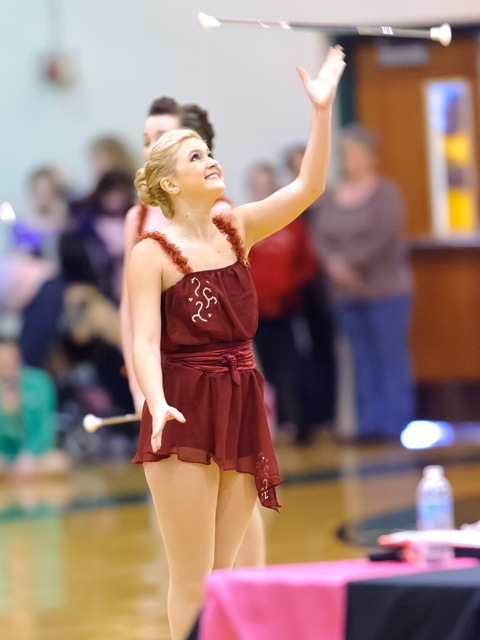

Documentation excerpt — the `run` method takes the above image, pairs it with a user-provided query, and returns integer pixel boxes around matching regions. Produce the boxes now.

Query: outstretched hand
[151,404,186,452]
[297,45,346,110]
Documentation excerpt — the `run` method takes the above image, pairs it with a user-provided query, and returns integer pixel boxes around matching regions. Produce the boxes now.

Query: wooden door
[346,35,480,392]
[353,36,480,237]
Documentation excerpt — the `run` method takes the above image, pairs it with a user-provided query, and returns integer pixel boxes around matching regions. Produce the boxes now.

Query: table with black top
[346,566,480,640]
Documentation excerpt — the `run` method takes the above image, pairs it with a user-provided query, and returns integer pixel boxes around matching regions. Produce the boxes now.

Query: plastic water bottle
[416,465,455,562]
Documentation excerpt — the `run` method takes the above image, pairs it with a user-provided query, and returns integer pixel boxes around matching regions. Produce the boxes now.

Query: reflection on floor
[1,427,480,640]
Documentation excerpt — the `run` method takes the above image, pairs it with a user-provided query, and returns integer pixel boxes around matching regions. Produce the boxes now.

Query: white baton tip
[198,12,221,29]
[430,23,452,47]
[0,202,16,224]
[83,414,101,432]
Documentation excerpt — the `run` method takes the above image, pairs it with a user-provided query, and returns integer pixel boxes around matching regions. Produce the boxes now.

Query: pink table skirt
[200,558,478,640]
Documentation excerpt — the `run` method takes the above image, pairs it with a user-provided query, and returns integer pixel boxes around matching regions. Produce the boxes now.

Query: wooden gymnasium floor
[2,428,480,640]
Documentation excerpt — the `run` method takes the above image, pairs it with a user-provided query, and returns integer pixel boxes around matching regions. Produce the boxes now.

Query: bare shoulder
[127,238,164,313]
[130,235,165,271]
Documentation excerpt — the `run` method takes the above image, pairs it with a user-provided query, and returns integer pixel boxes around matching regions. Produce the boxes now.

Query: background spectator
[310,124,414,441]
[248,162,331,444]
[89,135,138,182]
[64,169,135,303]
[286,145,337,433]
[14,166,70,265]
[0,338,70,478]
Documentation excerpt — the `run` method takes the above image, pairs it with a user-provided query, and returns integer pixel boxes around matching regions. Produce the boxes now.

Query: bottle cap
[423,465,444,476]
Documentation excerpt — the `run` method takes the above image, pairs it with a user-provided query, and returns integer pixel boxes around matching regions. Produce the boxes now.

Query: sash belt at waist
[162,340,255,385]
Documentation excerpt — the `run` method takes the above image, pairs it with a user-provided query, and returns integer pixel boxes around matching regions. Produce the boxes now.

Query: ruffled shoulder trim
[212,214,249,265]
[136,231,193,275]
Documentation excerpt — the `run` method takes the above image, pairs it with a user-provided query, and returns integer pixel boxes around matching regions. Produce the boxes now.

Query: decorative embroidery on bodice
[189,276,218,323]
[136,215,248,326]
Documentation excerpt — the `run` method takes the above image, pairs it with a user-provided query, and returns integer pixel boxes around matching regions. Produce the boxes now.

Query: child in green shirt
[0,338,70,476]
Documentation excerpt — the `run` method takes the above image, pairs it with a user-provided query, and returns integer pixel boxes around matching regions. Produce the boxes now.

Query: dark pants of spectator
[302,276,337,425]
[255,315,330,443]
[19,276,64,368]
[62,337,134,416]
[334,294,414,439]
[255,317,300,427]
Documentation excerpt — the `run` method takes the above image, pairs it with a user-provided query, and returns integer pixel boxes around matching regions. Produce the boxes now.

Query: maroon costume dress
[132,215,283,510]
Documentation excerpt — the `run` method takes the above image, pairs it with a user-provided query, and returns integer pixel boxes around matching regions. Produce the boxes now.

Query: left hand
[151,403,186,453]
[297,45,346,110]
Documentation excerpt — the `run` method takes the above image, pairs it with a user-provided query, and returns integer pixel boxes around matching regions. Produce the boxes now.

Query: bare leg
[144,457,218,640]
[145,458,257,639]
[235,501,266,567]
[213,469,257,569]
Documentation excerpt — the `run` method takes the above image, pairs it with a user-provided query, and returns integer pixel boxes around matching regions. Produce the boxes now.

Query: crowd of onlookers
[1,135,140,474]
[248,126,415,445]
[0,122,416,478]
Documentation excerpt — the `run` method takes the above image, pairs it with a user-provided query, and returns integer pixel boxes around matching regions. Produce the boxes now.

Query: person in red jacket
[248,163,331,444]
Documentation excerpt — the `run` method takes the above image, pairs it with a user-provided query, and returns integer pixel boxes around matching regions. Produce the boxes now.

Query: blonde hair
[134,129,204,219]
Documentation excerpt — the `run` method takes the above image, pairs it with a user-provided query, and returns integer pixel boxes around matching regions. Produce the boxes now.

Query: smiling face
[143,113,182,161]
[164,137,225,201]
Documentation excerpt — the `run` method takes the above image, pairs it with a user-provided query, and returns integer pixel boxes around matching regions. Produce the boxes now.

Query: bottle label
[417,498,454,530]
